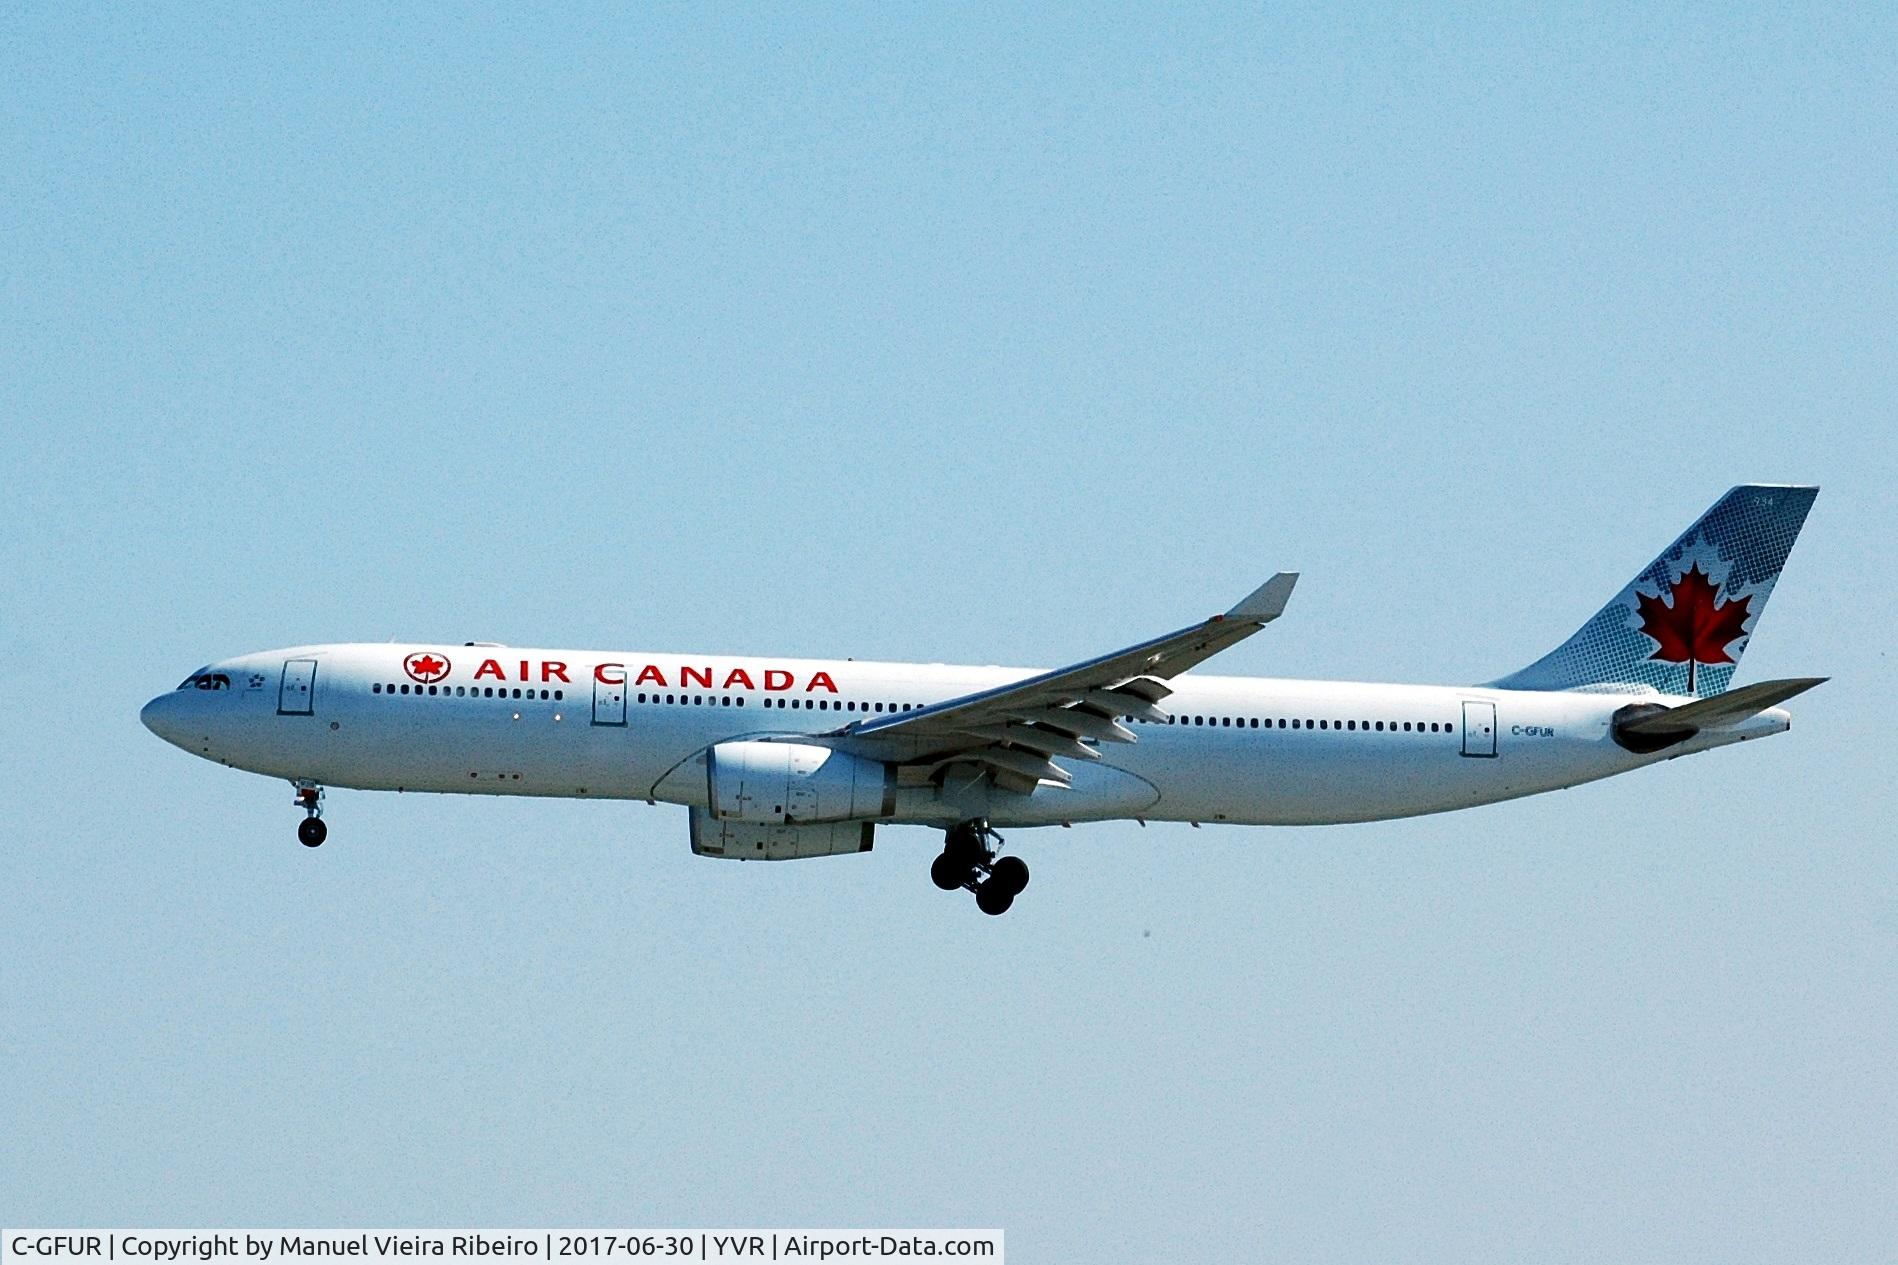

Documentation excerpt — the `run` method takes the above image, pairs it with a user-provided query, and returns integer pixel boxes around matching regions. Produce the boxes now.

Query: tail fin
[1490,485,1818,697]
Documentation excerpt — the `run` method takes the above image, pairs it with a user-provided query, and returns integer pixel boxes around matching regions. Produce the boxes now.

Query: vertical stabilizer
[1490,485,1817,697]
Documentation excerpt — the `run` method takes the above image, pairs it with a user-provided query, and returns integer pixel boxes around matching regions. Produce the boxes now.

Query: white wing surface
[830,573,1298,793]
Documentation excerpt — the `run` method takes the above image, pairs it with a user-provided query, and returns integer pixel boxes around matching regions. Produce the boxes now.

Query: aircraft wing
[830,573,1297,793]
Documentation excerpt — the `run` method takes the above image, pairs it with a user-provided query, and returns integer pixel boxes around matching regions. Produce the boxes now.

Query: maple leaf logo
[404,652,451,684]
[1634,563,1751,694]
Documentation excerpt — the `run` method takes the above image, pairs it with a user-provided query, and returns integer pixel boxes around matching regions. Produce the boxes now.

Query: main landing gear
[294,782,327,848]
[931,819,1029,916]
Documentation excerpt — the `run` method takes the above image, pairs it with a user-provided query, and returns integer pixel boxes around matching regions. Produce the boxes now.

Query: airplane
[141,485,1822,915]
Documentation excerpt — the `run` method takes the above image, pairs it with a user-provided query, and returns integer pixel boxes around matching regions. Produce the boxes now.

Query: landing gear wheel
[297,817,328,848]
[931,851,972,891]
[933,819,1027,913]
[989,855,1029,895]
[975,882,1015,916]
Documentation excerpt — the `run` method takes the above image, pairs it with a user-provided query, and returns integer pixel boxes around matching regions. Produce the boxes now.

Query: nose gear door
[278,659,317,715]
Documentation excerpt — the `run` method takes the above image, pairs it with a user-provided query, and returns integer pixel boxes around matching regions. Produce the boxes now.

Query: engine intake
[706,740,894,825]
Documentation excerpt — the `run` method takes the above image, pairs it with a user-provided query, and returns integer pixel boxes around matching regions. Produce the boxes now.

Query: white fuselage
[140,643,1790,829]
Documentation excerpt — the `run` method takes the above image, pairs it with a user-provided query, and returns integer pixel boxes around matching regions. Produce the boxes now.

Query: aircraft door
[1461,700,1496,758]
[279,659,317,716]
[592,664,627,726]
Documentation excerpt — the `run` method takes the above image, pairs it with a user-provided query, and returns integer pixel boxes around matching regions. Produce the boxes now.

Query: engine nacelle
[705,740,893,825]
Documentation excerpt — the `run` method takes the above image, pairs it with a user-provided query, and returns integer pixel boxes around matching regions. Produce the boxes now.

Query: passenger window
[373,683,382,693]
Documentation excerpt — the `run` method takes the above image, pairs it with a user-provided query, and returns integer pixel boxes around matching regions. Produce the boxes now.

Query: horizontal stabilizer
[1612,676,1825,752]
[1616,677,1827,735]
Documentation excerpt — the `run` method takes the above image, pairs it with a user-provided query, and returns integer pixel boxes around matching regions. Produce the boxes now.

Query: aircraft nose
[140,692,188,745]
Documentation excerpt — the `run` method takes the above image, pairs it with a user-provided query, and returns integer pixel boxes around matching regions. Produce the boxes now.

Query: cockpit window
[177,671,231,691]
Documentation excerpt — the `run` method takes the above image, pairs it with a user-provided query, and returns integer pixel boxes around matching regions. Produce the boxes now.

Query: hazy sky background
[4,5,1894,1259]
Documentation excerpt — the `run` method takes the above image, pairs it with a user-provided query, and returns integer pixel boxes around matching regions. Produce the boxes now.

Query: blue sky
[4,5,1894,1258]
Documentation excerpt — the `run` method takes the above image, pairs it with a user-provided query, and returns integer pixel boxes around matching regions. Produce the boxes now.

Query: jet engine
[705,740,894,825]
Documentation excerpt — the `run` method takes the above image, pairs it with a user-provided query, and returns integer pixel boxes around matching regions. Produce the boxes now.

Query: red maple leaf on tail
[1635,562,1751,694]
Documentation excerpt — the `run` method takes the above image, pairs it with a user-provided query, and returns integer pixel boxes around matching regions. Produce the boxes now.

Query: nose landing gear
[931,819,1030,915]
[293,782,327,847]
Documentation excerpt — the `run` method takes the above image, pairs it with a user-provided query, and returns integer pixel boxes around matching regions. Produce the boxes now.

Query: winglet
[1226,572,1298,624]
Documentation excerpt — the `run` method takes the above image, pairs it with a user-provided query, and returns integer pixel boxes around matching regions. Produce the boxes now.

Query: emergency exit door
[279,659,317,715]
[1461,700,1496,758]
[592,666,627,726]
